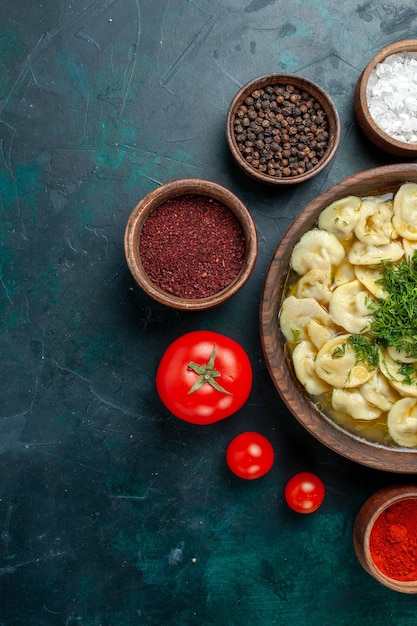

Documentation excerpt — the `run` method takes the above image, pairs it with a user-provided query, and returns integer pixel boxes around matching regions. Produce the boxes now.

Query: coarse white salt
[366,52,417,143]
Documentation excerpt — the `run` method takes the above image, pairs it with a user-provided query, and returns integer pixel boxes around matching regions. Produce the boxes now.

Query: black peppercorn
[233,82,329,178]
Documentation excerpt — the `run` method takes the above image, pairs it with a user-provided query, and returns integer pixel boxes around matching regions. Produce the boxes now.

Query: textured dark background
[1,1,417,624]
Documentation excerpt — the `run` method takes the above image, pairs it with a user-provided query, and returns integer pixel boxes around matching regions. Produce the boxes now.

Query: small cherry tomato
[226,432,274,480]
[284,472,325,514]
[156,330,252,425]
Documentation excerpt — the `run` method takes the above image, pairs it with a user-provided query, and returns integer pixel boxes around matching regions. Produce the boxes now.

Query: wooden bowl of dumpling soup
[260,164,417,472]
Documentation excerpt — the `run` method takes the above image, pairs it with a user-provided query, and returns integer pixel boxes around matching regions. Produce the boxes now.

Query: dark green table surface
[1,1,417,624]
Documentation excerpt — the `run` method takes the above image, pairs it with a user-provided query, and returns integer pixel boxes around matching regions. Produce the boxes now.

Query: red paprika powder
[369,498,417,581]
[139,194,245,299]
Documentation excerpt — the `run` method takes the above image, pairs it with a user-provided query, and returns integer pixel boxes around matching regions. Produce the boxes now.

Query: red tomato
[226,432,274,479]
[156,330,252,425]
[284,472,325,514]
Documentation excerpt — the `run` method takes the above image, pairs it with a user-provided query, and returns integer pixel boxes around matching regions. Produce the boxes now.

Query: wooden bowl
[353,485,417,593]
[260,163,417,472]
[354,40,417,157]
[124,178,258,311]
[226,73,340,185]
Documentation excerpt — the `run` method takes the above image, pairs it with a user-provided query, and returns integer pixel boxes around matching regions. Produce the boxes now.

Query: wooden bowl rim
[356,39,417,155]
[226,72,341,186]
[260,163,417,472]
[124,178,258,311]
[353,485,417,592]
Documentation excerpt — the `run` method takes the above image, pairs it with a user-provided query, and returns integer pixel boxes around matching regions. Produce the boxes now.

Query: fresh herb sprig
[371,251,417,359]
[332,335,379,369]
[348,334,379,369]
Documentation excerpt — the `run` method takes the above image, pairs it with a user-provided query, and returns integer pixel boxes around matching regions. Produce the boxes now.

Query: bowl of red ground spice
[354,485,417,593]
[226,73,340,185]
[124,178,258,310]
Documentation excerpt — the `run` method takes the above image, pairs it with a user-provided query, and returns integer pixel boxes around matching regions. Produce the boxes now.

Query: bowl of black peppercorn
[226,73,341,185]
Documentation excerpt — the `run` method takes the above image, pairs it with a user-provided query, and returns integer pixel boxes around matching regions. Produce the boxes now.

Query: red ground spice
[139,194,246,299]
[369,498,417,582]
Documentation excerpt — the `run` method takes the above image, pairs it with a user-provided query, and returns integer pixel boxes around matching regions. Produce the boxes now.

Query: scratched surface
[1,0,417,624]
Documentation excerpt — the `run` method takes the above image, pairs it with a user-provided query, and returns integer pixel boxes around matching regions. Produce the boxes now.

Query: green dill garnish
[332,343,346,359]
[371,251,417,358]
[364,294,373,309]
[347,334,379,369]
[291,328,301,341]
[398,362,416,386]
[331,335,379,369]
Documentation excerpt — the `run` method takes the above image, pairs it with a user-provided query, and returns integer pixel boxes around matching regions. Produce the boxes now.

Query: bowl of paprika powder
[353,485,417,593]
[124,178,258,310]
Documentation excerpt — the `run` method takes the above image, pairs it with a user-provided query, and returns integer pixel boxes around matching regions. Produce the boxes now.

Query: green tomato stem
[187,344,232,395]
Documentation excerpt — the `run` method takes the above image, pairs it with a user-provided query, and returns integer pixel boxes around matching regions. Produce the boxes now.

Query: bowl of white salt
[354,39,417,157]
